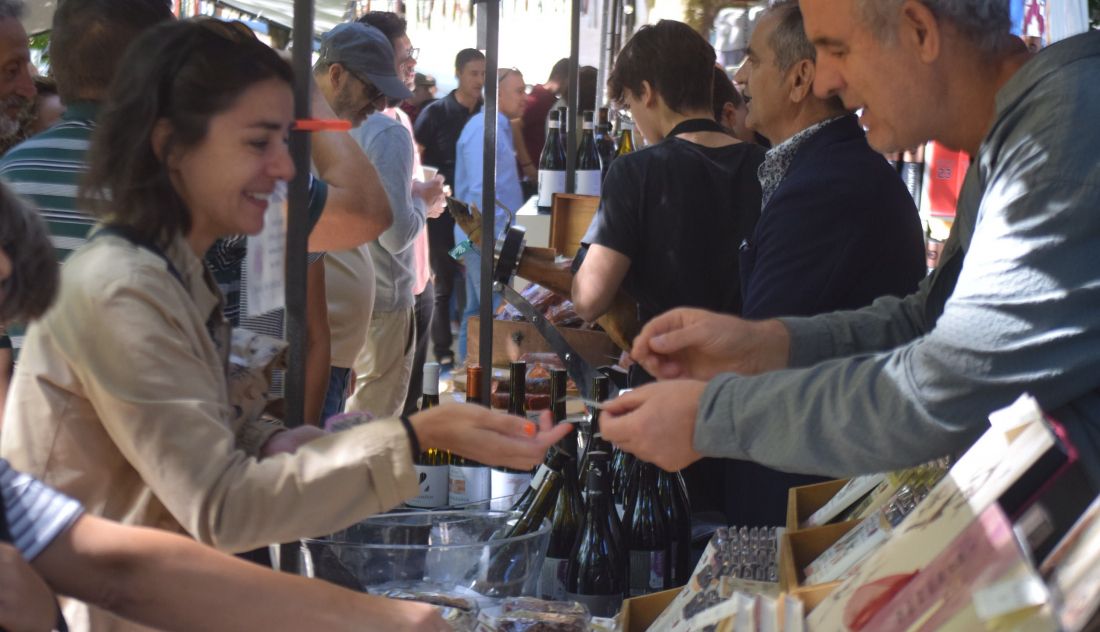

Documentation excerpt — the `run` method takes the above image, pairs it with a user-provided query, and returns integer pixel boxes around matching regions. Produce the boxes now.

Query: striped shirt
[0,101,99,355]
[0,100,99,262]
[0,459,83,560]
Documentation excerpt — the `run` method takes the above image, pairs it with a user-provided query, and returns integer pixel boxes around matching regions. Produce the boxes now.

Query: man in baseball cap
[314,22,412,126]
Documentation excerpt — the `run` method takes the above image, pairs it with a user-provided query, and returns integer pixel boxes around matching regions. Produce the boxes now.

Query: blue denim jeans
[321,366,352,421]
[457,249,502,364]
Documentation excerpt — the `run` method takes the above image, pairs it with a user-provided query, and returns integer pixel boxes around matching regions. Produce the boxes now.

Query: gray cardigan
[695,31,1100,485]
[351,113,426,313]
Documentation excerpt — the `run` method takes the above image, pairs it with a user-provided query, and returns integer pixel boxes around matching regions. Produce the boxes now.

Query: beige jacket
[2,232,417,630]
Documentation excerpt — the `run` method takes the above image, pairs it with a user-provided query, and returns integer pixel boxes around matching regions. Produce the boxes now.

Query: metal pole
[565,0,580,193]
[595,0,610,108]
[478,0,499,401]
[279,0,314,575]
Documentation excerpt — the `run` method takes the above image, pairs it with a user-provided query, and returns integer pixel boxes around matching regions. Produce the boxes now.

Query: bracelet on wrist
[399,415,421,459]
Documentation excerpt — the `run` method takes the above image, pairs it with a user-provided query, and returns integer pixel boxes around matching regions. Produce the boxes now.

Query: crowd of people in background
[2,0,1099,630]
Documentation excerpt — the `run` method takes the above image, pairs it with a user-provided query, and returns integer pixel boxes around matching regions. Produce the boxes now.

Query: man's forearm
[304,261,331,425]
[308,86,393,251]
[693,354,980,477]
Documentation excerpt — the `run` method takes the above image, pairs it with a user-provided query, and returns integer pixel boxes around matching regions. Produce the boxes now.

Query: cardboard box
[787,583,838,615]
[778,520,859,593]
[786,479,850,532]
[466,316,621,369]
[548,193,599,257]
[620,588,679,632]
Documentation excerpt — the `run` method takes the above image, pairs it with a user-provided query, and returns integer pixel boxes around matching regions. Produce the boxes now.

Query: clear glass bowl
[299,510,551,598]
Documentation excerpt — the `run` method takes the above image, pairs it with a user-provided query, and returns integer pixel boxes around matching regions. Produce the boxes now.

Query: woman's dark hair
[712,65,744,121]
[608,20,716,114]
[80,18,293,250]
[0,183,59,323]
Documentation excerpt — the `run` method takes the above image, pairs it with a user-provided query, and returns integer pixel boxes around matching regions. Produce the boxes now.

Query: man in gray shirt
[601,1,1100,486]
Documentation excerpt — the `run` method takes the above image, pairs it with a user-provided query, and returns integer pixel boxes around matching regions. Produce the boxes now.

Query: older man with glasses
[313,22,426,420]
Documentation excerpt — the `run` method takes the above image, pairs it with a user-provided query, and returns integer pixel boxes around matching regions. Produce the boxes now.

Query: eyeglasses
[404,47,419,62]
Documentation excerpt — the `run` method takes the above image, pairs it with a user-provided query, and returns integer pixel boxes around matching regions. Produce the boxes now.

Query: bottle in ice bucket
[540,369,583,600]
[406,362,448,509]
[565,449,625,617]
[449,365,491,507]
[490,361,533,510]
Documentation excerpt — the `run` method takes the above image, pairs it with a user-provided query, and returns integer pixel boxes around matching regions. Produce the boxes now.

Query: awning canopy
[22,0,351,36]
[215,0,349,33]
[25,0,58,35]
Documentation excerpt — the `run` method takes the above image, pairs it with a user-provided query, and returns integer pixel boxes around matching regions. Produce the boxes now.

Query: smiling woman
[1,17,570,631]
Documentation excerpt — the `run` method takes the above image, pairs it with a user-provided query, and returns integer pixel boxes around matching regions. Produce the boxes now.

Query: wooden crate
[466,316,622,369]
[548,193,599,257]
[620,588,679,632]
[786,478,850,532]
[778,520,860,593]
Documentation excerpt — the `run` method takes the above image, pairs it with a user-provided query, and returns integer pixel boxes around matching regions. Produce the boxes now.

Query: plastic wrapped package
[482,597,591,632]
[379,590,480,632]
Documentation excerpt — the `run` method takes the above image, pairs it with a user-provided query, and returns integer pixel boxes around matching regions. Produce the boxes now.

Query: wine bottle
[612,448,634,518]
[575,110,602,197]
[491,361,533,510]
[615,117,635,162]
[621,455,641,529]
[541,369,582,600]
[557,106,569,150]
[577,374,612,485]
[450,365,491,507]
[407,363,449,509]
[537,109,567,215]
[595,107,616,182]
[564,450,625,617]
[658,468,692,587]
[625,462,670,596]
[504,445,570,538]
[900,145,925,208]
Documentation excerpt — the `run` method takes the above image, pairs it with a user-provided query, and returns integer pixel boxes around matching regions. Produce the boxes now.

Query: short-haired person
[356,11,447,417]
[1,19,569,630]
[0,182,448,632]
[522,57,568,171]
[711,66,752,144]
[713,0,925,526]
[0,0,34,155]
[415,47,485,371]
[453,67,528,364]
[30,76,64,135]
[602,2,1100,487]
[323,18,433,419]
[401,72,437,123]
[572,20,764,517]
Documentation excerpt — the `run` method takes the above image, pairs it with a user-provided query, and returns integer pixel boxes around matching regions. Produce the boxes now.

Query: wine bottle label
[408,465,449,508]
[528,464,551,492]
[449,465,491,507]
[537,170,566,207]
[538,556,569,601]
[563,592,623,618]
[575,170,601,197]
[629,549,667,596]
[490,469,532,511]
